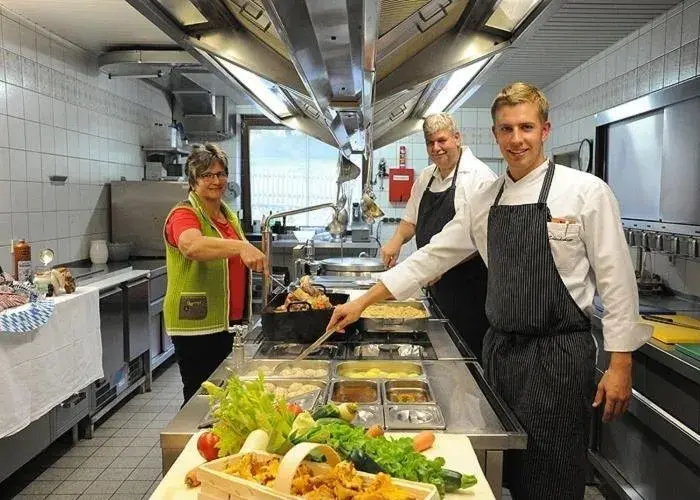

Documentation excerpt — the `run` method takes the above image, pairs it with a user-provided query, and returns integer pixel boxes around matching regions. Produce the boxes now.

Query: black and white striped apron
[483,161,596,500]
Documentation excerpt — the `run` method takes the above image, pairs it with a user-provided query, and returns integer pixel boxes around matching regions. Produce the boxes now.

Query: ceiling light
[486,0,541,32]
[214,56,293,119]
[424,58,490,116]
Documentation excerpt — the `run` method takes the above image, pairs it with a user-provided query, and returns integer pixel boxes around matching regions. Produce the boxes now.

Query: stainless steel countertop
[160,311,526,464]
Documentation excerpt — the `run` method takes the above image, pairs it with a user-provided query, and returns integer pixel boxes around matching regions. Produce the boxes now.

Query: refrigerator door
[111,181,190,257]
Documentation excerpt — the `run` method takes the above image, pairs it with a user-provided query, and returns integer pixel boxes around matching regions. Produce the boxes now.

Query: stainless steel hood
[123,0,553,153]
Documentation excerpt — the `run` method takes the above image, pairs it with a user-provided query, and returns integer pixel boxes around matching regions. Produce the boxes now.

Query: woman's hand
[326,300,366,333]
[240,242,267,273]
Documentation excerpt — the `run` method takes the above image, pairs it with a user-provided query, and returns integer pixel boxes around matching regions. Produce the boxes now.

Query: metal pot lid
[320,257,386,272]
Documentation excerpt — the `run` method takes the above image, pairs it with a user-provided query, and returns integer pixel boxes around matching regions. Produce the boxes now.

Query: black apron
[483,161,596,500]
[415,158,489,361]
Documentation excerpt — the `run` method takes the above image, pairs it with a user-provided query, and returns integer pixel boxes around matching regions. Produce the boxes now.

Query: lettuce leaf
[201,374,295,456]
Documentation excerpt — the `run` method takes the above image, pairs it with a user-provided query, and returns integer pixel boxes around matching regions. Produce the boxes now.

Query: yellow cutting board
[644,315,700,344]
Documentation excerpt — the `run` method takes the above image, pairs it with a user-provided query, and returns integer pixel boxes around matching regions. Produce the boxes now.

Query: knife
[293,326,340,362]
[642,315,700,331]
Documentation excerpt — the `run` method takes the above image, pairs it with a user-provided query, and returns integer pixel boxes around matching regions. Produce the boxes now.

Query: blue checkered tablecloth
[0,300,55,333]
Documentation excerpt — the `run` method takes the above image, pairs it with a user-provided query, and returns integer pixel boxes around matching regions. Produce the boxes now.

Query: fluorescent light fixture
[486,0,541,32]
[424,58,490,116]
[215,56,293,119]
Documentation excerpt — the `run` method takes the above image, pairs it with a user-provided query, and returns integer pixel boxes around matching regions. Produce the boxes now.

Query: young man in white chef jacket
[328,82,651,499]
[380,113,496,361]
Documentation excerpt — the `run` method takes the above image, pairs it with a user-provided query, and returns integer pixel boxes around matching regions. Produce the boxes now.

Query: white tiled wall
[0,6,171,272]
[544,0,700,297]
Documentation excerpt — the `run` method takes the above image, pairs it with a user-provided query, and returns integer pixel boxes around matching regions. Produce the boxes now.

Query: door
[99,287,126,380]
[124,278,150,361]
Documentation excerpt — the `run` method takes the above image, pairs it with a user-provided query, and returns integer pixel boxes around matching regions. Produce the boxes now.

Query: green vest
[163,192,252,335]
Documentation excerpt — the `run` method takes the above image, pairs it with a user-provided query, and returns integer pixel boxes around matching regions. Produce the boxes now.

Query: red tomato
[197,432,220,461]
[287,402,303,417]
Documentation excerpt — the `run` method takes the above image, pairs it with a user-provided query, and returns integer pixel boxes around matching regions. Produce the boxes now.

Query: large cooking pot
[319,257,386,277]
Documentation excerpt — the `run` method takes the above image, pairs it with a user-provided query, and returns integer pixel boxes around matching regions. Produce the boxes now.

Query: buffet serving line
[156,276,526,499]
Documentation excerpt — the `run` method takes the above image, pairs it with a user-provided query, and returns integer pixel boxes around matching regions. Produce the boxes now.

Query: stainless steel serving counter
[160,293,526,497]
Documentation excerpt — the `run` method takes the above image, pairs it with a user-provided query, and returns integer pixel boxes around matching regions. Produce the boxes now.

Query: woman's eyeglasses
[199,171,228,180]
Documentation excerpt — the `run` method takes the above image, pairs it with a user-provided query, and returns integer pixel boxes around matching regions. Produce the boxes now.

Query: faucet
[262,203,337,306]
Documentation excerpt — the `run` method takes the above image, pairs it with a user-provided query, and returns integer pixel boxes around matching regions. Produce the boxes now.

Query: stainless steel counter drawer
[51,390,89,438]
[149,274,167,301]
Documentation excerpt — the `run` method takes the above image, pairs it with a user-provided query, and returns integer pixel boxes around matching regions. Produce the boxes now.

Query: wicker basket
[196,438,438,499]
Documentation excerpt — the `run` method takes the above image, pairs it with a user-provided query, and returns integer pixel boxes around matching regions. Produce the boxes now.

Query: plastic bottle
[12,239,32,281]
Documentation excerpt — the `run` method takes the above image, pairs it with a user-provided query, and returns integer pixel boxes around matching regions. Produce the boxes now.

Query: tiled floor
[1,361,183,500]
[2,360,610,500]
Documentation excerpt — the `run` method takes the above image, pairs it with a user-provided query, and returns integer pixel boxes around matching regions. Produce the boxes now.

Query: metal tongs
[293,326,341,362]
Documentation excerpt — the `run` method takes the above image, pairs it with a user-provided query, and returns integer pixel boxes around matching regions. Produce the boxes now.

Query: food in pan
[387,390,429,403]
[275,275,332,312]
[361,304,428,319]
[278,367,328,378]
[223,454,417,499]
[345,368,420,379]
[244,365,277,377]
[262,382,320,400]
[332,383,378,403]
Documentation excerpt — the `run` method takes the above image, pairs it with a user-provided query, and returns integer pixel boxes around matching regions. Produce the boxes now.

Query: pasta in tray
[361,304,428,319]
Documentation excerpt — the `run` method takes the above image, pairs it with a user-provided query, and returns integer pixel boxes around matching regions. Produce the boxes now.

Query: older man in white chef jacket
[328,82,651,500]
[380,113,496,361]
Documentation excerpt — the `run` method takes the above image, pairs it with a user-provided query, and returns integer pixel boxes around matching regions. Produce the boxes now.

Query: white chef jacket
[402,146,498,224]
[382,159,651,352]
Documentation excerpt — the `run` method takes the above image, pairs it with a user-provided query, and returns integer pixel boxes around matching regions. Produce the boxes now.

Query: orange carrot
[366,424,384,438]
[413,431,435,452]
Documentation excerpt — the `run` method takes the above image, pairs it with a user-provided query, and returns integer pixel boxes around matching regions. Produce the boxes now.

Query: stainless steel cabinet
[124,278,150,361]
[99,287,126,385]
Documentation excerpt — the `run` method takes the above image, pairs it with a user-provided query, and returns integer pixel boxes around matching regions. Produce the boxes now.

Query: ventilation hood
[123,0,553,165]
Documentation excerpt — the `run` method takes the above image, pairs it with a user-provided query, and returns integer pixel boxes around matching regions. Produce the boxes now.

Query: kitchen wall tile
[665,14,682,52]
[52,98,65,128]
[682,1,700,45]
[638,30,652,65]
[79,132,89,158]
[55,154,67,176]
[89,134,99,160]
[79,158,90,184]
[653,12,667,28]
[65,102,77,131]
[668,3,683,18]
[41,152,55,180]
[3,48,20,86]
[55,187,69,212]
[22,88,38,122]
[6,82,23,117]
[663,49,680,86]
[19,24,35,61]
[9,148,25,181]
[68,157,79,184]
[637,63,651,95]
[649,56,665,91]
[0,81,6,116]
[78,107,89,133]
[8,116,25,149]
[38,92,52,124]
[0,114,8,148]
[0,50,5,83]
[42,211,57,239]
[10,180,27,212]
[28,212,44,242]
[0,147,7,179]
[11,212,28,239]
[1,16,21,55]
[54,127,67,156]
[26,150,41,182]
[66,129,79,157]
[50,40,63,73]
[0,182,9,213]
[27,181,42,212]
[21,56,36,90]
[25,120,41,152]
[36,34,50,67]
[615,46,627,78]
[627,36,639,72]
[0,215,9,244]
[37,62,51,95]
[651,23,667,59]
[40,123,54,154]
